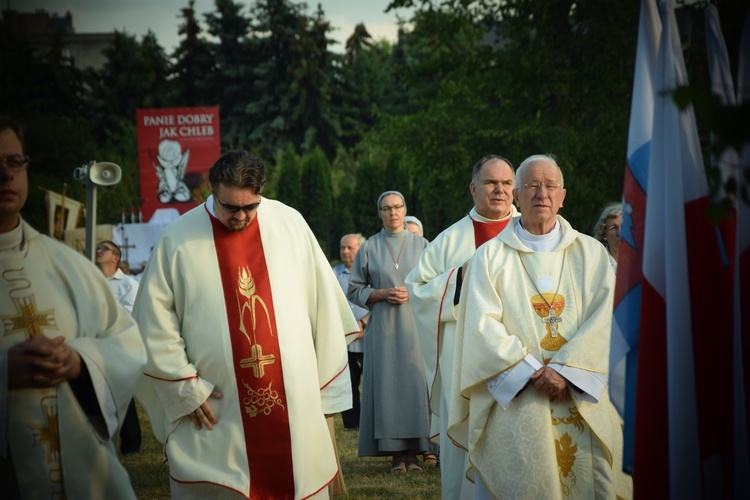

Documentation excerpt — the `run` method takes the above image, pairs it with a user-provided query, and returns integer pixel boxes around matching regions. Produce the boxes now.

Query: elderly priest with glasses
[447,154,632,499]
[134,149,360,499]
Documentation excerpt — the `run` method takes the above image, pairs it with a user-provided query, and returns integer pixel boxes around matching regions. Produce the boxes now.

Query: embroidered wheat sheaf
[238,267,255,299]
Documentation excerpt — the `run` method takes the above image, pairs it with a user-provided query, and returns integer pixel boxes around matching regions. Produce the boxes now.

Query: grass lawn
[121,403,441,499]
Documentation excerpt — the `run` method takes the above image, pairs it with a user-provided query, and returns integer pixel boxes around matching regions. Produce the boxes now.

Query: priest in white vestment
[405,154,517,499]
[448,154,632,499]
[134,150,359,499]
[0,116,146,498]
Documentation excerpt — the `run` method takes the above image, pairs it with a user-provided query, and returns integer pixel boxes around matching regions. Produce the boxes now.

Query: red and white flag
[615,1,740,497]
[610,0,660,473]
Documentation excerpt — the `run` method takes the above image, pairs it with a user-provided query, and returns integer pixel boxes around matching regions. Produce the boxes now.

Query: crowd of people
[1,114,632,499]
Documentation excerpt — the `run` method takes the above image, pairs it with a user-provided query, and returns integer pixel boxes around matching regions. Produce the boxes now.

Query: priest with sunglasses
[134,150,359,499]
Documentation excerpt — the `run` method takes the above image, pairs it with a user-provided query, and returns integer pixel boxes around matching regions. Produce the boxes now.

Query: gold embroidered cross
[240,344,276,378]
[28,396,61,463]
[1,295,57,337]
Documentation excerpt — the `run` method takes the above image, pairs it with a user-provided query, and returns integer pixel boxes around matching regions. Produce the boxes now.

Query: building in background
[1,9,114,70]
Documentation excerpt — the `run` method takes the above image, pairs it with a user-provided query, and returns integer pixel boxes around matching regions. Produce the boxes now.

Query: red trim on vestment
[430,267,457,404]
[143,373,198,382]
[302,470,338,499]
[169,477,247,497]
[321,363,349,390]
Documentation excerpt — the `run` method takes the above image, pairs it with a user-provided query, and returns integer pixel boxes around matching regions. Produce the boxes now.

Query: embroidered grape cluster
[242,381,284,417]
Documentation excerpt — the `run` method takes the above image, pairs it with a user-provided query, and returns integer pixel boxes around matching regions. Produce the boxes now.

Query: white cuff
[485,355,543,409]
[152,376,215,422]
[549,365,607,403]
[321,368,353,414]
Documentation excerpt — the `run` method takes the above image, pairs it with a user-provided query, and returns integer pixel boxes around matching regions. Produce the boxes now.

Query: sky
[9,0,414,53]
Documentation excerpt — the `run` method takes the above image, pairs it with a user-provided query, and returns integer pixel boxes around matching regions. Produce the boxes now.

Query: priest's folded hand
[530,366,568,399]
[8,335,78,389]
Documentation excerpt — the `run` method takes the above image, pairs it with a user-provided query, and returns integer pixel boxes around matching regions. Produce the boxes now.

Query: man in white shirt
[95,240,141,455]
[95,240,139,314]
[332,233,369,430]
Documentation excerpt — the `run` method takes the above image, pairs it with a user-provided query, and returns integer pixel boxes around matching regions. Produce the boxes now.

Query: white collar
[514,220,562,252]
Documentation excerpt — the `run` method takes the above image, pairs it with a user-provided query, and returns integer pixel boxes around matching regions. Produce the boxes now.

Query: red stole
[210,213,295,499]
[471,215,511,248]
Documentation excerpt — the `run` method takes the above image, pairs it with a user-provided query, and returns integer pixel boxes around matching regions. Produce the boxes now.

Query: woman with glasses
[347,190,431,474]
[593,202,622,271]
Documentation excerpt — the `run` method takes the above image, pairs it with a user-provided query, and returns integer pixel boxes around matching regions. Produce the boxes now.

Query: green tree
[300,147,334,256]
[351,146,389,238]
[203,0,256,148]
[368,8,505,232]
[283,5,341,158]
[87,31,171,140]
[272,143,302,209]
[0,25,87,120]
[171,0,215,106]
[245,0,307,158]
[373,0,640,232]
[335,29,398,151]
[330,147,358,240]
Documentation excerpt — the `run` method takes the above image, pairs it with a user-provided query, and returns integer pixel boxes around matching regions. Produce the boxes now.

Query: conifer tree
[300,147,334,256]
[273,143,303,210]
[171,0,215,106]
[203,0,255,148]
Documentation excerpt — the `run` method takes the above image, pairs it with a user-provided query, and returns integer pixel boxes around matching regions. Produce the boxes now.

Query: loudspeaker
[88,162,121,186]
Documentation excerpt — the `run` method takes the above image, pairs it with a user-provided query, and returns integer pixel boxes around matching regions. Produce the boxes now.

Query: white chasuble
[1,221,145,499]
[135,199,356,499]
[447,216,632,500]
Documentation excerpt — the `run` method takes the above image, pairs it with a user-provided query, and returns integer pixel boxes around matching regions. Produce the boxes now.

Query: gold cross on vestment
[1,295,57,338]
[240,343,276,378]
[29,396,61,463]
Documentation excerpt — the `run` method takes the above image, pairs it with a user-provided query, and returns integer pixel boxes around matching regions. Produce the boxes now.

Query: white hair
[515,154,564,187]
[340,233,366,246]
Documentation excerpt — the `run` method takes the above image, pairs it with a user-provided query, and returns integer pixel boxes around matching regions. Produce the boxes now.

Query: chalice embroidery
[519,250,568,352]
[532,292,567,351]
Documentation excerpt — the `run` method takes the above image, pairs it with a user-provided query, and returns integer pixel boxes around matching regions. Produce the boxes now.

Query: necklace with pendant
[383,232,407,269]
[519,249,567,336]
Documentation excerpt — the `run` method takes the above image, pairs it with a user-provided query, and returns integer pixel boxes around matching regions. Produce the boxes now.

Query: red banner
[136,106,221,222]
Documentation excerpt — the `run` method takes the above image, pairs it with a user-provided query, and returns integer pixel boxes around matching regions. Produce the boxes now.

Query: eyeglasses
[96,244,116,254]
[606,224,620,232]
[521,181,562,192]
[215,195,261,214]
[0,155,30,173]
[380,204,405,213]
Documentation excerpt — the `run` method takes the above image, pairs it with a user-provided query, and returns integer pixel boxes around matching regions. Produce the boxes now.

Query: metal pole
[84,182,97,262]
